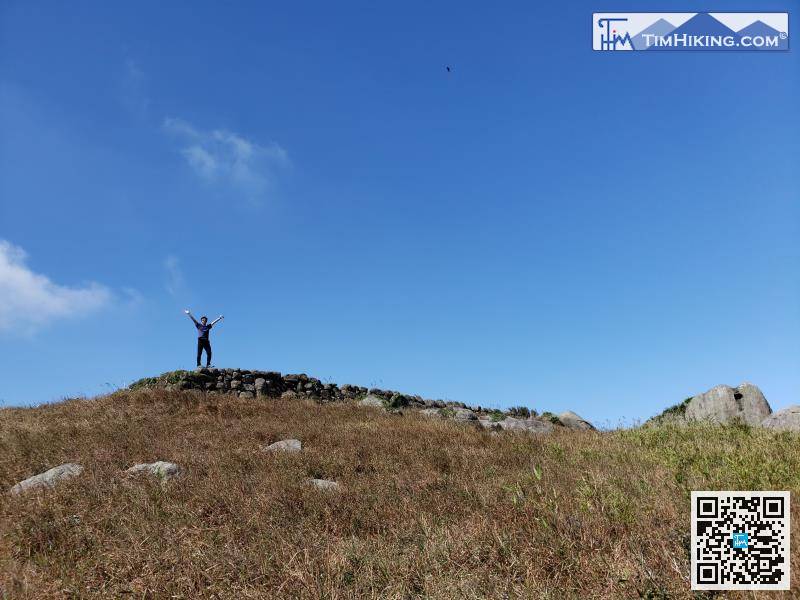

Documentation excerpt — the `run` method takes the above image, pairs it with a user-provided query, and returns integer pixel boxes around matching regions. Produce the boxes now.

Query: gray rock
[558,411,595,430]
[419,408,443,419]
[309,478,340,491]
[261,439,302,453]
[684,383,771,426]
[388,393,410,408]
[453,408,477,421]
[243,383,256,393]
[281,391,296,399]
[239,391,255,399]
[230,380,242,390]
[761,406,800,432]
[498,417,554,434]
[9,463,83,495]
[254,378,267,394]
[359,394,385,409]
[126,461,181,480]
[738,382,772,417]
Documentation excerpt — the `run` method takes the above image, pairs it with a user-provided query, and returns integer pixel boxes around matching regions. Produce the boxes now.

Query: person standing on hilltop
[184,309,223,368]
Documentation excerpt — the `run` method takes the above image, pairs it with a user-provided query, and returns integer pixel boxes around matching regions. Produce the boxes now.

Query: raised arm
[184,309,199,325]
[210,315,224,326]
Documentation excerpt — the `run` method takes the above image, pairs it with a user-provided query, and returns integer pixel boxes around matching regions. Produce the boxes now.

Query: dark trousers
[197,338,212,366]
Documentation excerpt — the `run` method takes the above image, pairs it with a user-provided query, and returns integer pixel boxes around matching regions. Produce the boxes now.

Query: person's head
[200,316,208,325]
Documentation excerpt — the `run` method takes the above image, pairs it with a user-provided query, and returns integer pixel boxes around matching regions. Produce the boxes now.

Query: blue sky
[1,1,798,426]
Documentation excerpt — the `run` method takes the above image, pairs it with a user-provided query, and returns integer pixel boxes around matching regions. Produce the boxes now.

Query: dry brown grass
[2,389,800,598]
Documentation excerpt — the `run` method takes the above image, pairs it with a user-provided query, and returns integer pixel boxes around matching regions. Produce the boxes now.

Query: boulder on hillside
[261,439,302,453]
[9,463,83,495]
[500,417,554,434]
[761,406,800,432]
[558,411,595,431]
[308,478,340,491]
[126,461,181,480]
[359,395,386,409]
[387,393,411,408]
[684,383,771,426]
[482,416,553,434]
[452,408,477,421]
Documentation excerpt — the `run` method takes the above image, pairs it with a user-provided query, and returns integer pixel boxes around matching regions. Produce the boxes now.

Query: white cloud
[182,145,218,178]
[0,240,112,333]
[163,117,289,203]
[164,254,185,297]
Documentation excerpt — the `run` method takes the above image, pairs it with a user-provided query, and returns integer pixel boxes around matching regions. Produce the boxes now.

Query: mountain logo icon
[593,12,789,52]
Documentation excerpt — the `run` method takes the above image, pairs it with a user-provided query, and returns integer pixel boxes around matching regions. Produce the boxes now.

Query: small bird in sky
[445,65,452,73]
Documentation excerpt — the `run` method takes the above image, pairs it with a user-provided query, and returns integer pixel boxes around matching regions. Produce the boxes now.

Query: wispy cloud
[0,240,112,334]
[121,287,145,307]
[119,59,149,118]
[164,254,185,297]
[163,117,289,204]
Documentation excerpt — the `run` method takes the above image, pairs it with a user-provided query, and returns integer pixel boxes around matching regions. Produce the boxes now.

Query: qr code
[691,491,790,590]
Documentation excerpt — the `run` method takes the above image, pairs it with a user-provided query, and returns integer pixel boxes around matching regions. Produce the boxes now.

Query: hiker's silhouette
[184,310,223,367]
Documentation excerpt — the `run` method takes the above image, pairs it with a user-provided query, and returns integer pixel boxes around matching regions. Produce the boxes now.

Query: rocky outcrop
[761,406,800,432]
[684,383,771,426]
[261,439,302,453]
[649,383,772,427]
[130,369,417,406]
[558,411,595,431]
[126,461,181,480]
[9,463,83,495]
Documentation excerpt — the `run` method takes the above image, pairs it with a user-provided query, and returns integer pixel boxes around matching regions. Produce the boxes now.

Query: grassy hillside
[2,389,799,599]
